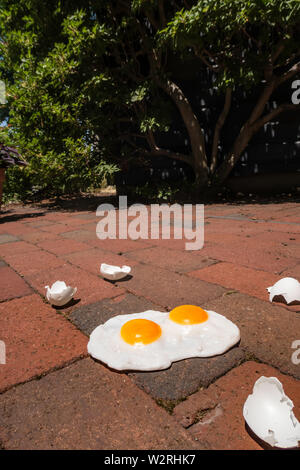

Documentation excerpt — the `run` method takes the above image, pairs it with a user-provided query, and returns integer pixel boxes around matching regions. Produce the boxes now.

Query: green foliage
[127,181,180,203]
[2,136,119,202]
[129,85,149,104]
[125,177,202,203]
[0,1,122,200]
[0,0,299,199]
[158,0,300,89]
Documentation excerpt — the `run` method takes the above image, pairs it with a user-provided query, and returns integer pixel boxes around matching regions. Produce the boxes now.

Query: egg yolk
[120,319,162,345]
[169,305,208,325]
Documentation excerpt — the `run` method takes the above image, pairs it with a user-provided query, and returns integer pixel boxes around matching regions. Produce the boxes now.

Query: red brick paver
[0,294,87,392]
[0,358,203,450]
[26,263,125,309]
[20,230,62,244]
[60,229,99,242]
[115,263,227,310]
[126,245,218,273]
[188,262,279,302]
[2,249,65,277]
[281,264,300,279]
[36,238,90,255]
[87,237,154,254]
[0,265,33,302]
[203,237,297,274]
[0,200,299,450]
[0,222,37,237]
[64,247,139,277]
[37,222,79,234]
[0,240,39,257]
[173,361,300,450]
[203,292,300,378]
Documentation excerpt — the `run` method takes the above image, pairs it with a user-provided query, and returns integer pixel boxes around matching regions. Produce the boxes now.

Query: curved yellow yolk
[120,319,162,345]
[169,305,208,325]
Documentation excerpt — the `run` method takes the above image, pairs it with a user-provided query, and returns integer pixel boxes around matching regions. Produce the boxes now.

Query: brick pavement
[0,199,299,450]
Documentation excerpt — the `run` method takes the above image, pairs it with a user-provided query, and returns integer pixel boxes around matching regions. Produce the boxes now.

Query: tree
[157,0,300,188]
[0,0,299,197]
[0,0,121,197]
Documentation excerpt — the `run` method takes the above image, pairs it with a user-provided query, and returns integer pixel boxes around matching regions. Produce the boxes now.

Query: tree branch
[271,41,285,64]
[248,79,277,125]
[211,56,300,187]
[117,125,192,167]
[241,27,261,50]
[194,46,222,72]
[274,51,300,69]
[277,61,300,86]
[247,60,300,127]
[212,99,300,187]
[147,10,160,31]
[119,136,142,152]
[252,102,300,133]
[146,129,157,149]
[154,75,209,181]
[143,147,193,166]
[210,88,232,173]
[119,132,148,140]
[146,129,192,166]
[158,0,166,27]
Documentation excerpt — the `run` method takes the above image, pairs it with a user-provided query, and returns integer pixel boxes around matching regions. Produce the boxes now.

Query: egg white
[87,309,240,371]
[164,310,241,360]
[87,311,171,371]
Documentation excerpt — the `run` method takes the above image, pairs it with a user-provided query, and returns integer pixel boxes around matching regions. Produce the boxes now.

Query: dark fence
[116,58,300,192]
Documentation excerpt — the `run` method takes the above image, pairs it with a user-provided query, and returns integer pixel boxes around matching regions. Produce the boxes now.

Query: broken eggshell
[243,376,300,449]
[100,263,131,281]
[267,277,300,304]
[45,281,77,307]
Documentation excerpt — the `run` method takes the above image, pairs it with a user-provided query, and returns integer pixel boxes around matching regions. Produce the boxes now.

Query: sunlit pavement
[0,200,299,450]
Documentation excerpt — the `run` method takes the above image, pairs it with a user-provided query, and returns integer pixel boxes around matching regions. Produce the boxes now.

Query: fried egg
[87,305,240,371]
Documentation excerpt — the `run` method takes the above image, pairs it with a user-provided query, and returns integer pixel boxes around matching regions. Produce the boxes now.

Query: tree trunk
[155,76,209,187]
[211,125,253,186]
[210,88,232,174]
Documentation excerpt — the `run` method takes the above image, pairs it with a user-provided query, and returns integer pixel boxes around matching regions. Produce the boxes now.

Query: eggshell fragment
[100,263,131,281]
[45,280,77,307]
[243,376,300,448]
[267,277,300,304]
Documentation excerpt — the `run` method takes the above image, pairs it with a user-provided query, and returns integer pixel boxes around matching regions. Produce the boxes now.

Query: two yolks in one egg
[120,305,209,346]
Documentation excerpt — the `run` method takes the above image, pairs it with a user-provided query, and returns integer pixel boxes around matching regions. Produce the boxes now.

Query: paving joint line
[161,351,251,418]
[0,291,33,304]
[206,215,300,225]
[0,259,50,305]
[0,353,88,396]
